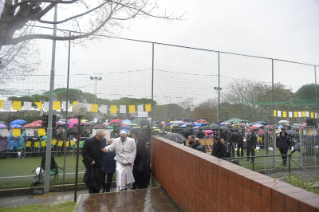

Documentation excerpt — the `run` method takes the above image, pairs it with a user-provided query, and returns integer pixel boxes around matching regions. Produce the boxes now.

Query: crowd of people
[183,126,295,167]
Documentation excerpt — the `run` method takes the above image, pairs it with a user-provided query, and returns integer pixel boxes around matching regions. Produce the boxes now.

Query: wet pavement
[0,189,90,208]
[74,188,180,212]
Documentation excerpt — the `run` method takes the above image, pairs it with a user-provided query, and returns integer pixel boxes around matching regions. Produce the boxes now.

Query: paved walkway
[74,188,180,212]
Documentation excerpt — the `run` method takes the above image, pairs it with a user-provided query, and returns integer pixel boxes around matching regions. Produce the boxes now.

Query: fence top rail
[29,24,319,67]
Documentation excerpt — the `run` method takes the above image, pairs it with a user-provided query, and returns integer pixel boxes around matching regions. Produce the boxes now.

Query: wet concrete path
[74,188,180,212]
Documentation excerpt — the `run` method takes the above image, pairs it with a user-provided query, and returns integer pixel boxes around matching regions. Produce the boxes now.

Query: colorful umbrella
[11,124,22,128]
[204,130,213,134]
[24,123,42,127]
[93,124,107,128]
[0,124,7,128]
[10,119,26,126]
[121,119,131,123]
[196,119,208,124]
[110,119,122,125]
[69,118,79,124]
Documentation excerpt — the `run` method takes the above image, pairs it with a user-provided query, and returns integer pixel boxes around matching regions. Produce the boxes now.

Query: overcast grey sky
[1,0,318,106]
[122,0,319,65]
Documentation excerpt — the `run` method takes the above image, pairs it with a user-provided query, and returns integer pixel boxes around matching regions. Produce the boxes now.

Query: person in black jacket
[227,129,237,158]
[187,135,195,147]
[237,129,245,157]
[192,138,206,153]
[82,129,105,194]
[211,136,226,159]
[101,138,116,192]
[132,131,147,189]
[246,129,257,162]
[276,131,291,166]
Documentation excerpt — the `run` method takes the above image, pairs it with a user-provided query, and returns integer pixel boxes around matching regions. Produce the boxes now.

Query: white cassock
[104,137,136,191]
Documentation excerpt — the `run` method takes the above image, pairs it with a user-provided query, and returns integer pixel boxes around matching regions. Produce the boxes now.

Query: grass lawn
[0,201,76,212]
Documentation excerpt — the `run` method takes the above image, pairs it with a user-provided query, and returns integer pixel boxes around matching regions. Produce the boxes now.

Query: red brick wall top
[151,136,319,212]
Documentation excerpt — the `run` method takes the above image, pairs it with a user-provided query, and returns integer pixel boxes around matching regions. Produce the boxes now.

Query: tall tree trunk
[0,0,13,50]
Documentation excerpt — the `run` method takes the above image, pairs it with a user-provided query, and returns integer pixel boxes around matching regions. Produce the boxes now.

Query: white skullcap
[120,131,127,135]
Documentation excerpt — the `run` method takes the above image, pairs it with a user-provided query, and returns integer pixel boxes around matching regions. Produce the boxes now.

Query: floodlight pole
[44,5,57,194]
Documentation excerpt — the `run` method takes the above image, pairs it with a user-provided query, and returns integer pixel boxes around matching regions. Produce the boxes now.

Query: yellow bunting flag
[66,141,70,147]
[0,100,3,108]
[91,104,98,112]
[41,141,46,147]
[282,111,287,118]
[13,129,21,137]
[52,139,57,145]
[110,105,117,113]
[70,140,75,146]
[309,130,313,136]
[37,128,46,136]
[12,101,22,110]
[72,101,79,107]
[273,110,277,117]
[58,141,63,147]
[129,105,135,113]
[53,101,61,110]
[302,111,306,117]
[294,111,298,118]
[35,102,42,110]
[311,112,314,118]
[145,104,152,112]
[26,141,32,147]
[34,142,39,148]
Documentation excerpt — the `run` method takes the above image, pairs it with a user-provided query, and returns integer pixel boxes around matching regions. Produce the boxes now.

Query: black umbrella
[220,126,229,131]
[286,130,298,135]
[163,133,186,144]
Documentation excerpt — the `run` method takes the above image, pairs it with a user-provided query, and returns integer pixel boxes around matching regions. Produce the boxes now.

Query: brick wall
[151,136,319,212]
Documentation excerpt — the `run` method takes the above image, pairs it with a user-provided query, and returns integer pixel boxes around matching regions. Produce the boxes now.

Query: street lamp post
[214,87,222,137]
[90,76,102,104]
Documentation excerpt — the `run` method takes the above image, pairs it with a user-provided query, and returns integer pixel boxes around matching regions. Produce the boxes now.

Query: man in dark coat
[187,135,195,147]
[101,138,116,192]
[211,136,226,159]
[227,129,237,158]
[237,129,245,157]
[246,129,257,162]
[276,131,291,166]
[82,129,105,193]
[192,138,206,153]
[132,131,147,189]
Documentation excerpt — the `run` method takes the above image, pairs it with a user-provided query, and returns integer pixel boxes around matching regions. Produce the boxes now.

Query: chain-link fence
[0,26,318,189]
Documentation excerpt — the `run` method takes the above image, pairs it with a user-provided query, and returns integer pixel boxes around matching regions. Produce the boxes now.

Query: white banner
[288,111,293,118]
[99,105,108,114]
[23,102,32,111]
[43,102,49,111]
[0,129,9,137]
[3,100,12,110]
[120,105,126,114]
[26,129,34,137]
[85,104,92,112]
[137,104,144,113]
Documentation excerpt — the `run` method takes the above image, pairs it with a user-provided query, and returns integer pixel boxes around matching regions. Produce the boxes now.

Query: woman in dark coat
[276,131,291,166]
[101,138,116,192]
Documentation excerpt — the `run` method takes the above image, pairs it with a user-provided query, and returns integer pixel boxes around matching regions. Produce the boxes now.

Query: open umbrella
[110,119,122,125]
[121,119,131,123]
[10,119,26,125]
[194,123,201,127]
[163,133,186,144]
[0,121,5,124]
[249,126,259,129]
[131,118,151,126]
[81,119,89,122]
[33,120,43,124]
[196,119,208,124]
[121,126,131,129]
[69,118,79,124]
[119,129,130,133]
[204,130,213,134]
[93,124,107,128]
[24,123,42,127]
[181,124,187,128]
[220,126,229,131]
[0,124,7,128]
[11,124,22,128]
[286,130,298,135]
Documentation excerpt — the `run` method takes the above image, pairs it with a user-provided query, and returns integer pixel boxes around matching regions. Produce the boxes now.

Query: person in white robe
[101,131,136,191]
